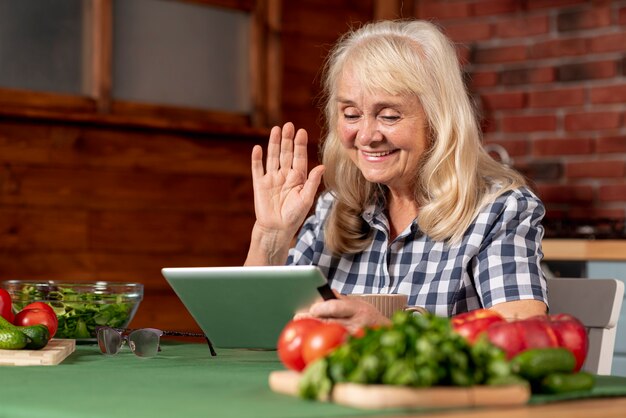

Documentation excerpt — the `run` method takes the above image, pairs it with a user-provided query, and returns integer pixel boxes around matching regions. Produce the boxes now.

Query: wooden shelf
[543,239,626,261]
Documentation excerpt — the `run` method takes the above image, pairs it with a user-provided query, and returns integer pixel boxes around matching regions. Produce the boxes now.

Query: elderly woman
[245,20,547,332]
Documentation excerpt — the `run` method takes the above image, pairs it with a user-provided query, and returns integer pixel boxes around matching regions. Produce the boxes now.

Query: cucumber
[0,315,14,329]
[540,372,595,394]
[0,313,50,349]
[19,324,50,350]
[0,328,29,350]
[510,348,576,381]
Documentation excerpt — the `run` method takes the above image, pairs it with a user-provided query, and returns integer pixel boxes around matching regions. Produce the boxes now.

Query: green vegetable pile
[510,347,595,394]
[299,310,518,400]
[12,285,135,339]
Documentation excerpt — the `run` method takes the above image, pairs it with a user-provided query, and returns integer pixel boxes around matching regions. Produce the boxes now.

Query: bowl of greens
[1,280,143,340]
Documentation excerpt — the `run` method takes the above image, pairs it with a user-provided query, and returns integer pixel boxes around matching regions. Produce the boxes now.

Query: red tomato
[487,316,586,360]
[0,289,14,323]
[517,317,559,349]
[485,321,526,359]
[277,318,323,372]
[542,314,588,371]
[451,309,505,344]
[302,322,348,365]
[22,301,56,318]
[14,308,58,338]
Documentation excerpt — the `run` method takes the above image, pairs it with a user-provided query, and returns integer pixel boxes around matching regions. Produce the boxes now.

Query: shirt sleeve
[472,188,548,308]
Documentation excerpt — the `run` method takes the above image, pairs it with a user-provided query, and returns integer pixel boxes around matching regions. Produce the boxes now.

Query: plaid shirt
[287,187,547,317]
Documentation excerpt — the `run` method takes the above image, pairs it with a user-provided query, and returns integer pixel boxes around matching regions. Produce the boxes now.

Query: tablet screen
[162,265,329,349]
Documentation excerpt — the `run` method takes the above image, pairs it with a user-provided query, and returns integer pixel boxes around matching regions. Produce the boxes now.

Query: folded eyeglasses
[96,326,216,358]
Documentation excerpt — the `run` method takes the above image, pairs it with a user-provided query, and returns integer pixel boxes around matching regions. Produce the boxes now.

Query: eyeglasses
[96,326,216,358]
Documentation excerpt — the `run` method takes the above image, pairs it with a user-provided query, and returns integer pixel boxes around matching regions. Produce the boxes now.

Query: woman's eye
[343,113,360,120]
[381,115,400,122]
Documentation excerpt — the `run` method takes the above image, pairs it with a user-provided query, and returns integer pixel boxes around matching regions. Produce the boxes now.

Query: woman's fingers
[250,145,265,180]
[292,128,309,174]
[308,299,355,319]
[279,122,295,173]
[255,123,321,201]
[265,125,282,172]
[301,165,325,203]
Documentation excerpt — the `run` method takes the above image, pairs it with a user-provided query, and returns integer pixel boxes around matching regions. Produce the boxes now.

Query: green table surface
[1,341,626,418]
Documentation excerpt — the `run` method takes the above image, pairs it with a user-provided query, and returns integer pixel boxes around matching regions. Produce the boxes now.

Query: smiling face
[335,66,429,196]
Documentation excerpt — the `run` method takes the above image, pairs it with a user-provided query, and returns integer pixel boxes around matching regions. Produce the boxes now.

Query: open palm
[251,122,324,235]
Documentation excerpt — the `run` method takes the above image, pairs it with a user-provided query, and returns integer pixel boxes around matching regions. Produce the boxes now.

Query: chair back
[547,277,624,375]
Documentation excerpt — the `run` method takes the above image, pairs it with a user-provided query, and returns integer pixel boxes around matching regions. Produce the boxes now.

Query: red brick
[590,33,626,54]
[534,184,594,204]
[444,22,493,42]
[596,135,626,153]
[568,207,625,219]
[564,111,622,131]
[468,71,498,88]
[527,0,586,10]
[567,161,626,179]
[484,140,528,157]
[533,137,594,156]
[500,67,555,85]
[495,15,550,38]
[558,60,616,82]
[418,0,471,20]
[620,7,626,25]
[599,184,626,202]
[472,45,527,64]
[457,46,472,66]
[471,0,521,16]
[516,161,562,181]
[543,209,568,219]
[590,84,626,104]
[557,6,612,31]
[528,88,585,108]
[530,38,588,59]
[502,114,557,132]
[480,92,526,110]
[480,116,498,133]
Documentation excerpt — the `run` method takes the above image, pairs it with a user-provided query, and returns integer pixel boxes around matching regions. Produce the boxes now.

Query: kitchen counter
[542,239,626,261]
[1,342,626,418]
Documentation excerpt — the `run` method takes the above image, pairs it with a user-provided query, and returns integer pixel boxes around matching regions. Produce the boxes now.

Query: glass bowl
[1,280,143,340]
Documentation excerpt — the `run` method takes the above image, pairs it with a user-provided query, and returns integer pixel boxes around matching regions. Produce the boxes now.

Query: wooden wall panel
[0,118,262,332]
[280,0,375,144]
[0,1,381,335]
[0,122,255,175]
[0,166,254,212]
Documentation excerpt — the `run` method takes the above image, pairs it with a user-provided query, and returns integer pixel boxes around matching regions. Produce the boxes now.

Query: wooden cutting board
[0,339,76,366]
[269,370,531,410]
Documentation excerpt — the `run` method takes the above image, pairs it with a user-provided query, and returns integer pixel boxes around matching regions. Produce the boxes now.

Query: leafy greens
[13,285,135,339]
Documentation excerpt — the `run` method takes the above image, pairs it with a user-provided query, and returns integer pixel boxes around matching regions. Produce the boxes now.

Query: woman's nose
[356,118,382,145]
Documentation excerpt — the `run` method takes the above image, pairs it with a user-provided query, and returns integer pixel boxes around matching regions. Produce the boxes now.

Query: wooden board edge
[470,384,531,406]
[269,370,301,397]
[268,370,530,410]
[0,339,76,366]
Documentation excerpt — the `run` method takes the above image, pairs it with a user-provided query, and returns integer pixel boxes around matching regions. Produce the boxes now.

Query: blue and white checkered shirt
[287,187,547,317]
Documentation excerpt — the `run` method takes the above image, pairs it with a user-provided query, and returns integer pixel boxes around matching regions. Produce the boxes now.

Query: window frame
[0,0,279,136]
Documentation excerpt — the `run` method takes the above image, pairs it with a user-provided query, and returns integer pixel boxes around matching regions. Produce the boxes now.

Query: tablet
[161,265,329,349]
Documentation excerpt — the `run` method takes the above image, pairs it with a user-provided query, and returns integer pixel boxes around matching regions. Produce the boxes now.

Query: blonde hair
[320,20,525,254]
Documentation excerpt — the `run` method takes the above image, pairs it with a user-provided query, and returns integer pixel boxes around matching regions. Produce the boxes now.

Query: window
[112,0,251,113]
[0,0,85,95]
[0,0,278,133]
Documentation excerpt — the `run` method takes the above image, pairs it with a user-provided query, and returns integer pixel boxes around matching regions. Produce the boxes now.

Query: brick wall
[417,0,626,225]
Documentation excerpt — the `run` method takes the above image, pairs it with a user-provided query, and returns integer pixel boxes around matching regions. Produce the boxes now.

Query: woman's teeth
[363,150,394,157]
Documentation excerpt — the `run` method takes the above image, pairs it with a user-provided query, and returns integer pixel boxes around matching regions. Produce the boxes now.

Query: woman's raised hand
[246,123,324,265]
